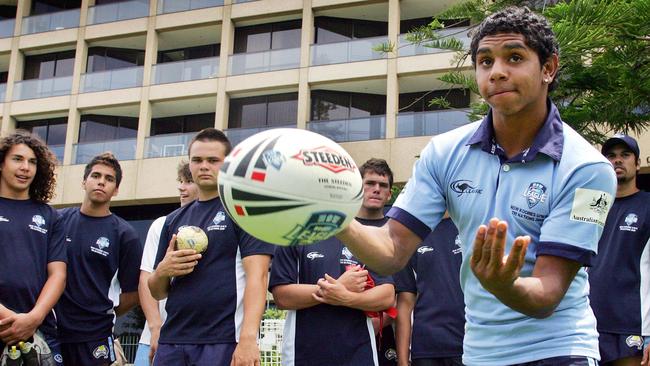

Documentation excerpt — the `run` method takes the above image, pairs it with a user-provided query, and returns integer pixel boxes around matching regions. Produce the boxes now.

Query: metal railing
[396,109,473,137]
[0,18,15,38]
[152,56,219,84]
[81,66,144,93]
[13,76,73,100]
[0,83,6,102]
[49,144,65,164]
[307,115,386,142]
[88,0,149,25]
[157,0,224,14]
[311,36,388,66]
[21,8,80,35]
[228,48,300,75]
[72,138,136,164]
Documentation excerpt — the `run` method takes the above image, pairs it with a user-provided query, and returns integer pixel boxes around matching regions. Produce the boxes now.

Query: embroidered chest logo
[29,215,48,234]
[91,237,110,257]
[208,211,227,231]
[340,246,358,266]
[417,246,433,254]
[620,213,639,232]
[0,216,9,222]
[306,251,324,260]
[453,235,463,255]
[523,182,548,209]
[450,180,483,197]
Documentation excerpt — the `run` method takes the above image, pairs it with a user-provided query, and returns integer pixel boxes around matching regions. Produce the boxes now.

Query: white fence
[260,318,285,366]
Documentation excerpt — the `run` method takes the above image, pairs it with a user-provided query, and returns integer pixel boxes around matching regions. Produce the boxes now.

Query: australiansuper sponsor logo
[292,146,356,173]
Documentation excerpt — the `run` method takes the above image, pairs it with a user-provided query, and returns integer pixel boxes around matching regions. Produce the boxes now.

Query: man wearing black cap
[589,134,650,366]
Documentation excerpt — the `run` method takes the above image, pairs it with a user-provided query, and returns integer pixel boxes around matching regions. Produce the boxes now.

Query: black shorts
[598,331,644,364]
[508,356,597,366]
[412,357,463,366]
[60,336,116,366]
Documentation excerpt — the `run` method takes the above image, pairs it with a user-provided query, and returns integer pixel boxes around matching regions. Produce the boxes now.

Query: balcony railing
[307,115,385,143]
[144,132,195,158]
[73,138,136,164]
[0,19,15,38]
[225,124,296,147]
[311,36,388,66]
[13,76,73,100]
[22,8,80,35]
[152,57,219,84]
[398,27,470,57]
[396,109,473,138]
[81,66,144,93]
[49,144,65,164]
[88,0,149,25]
[0,83,6,102]
[157,0,224,14]
[228,48,300,75]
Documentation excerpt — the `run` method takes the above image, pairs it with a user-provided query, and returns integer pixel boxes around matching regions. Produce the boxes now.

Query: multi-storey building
[0,0,647,231]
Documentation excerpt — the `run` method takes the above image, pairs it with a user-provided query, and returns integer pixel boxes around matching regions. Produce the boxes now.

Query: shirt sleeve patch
[569,188,613,227]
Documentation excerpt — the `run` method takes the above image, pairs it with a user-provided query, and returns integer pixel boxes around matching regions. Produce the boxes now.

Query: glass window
[239,96,267,128]
[311,90,386,120]
[24,51,75,80]
[87,47,145,72]
[229,93,298,129]
[31,0,81,15]
[267,93,298,126]
[0,6,17,20]
[158,44,220,63]
[234,21,301,54]
[185,113,214,132]
[150,113,214,135]
[117,117,138,139]
[79,115,138,142]
[399,89,470,112]
[16,117,67,145]
[314,17,387,44]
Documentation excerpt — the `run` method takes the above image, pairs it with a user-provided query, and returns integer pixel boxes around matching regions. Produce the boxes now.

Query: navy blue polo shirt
[388,100,616,364]
[154,197,275,344]
[589,191,650,335]
[269,217,394,366]
[0,197,66,349]
[394,218,464,359]
[56,208,142,342]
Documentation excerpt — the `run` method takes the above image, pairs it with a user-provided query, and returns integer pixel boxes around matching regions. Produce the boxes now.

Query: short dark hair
[188,128,232,156]
[177,161,193,182]
[470,6,560,91]
[360,158,393,188]
[0,131,57,203]
[83,152,123,187]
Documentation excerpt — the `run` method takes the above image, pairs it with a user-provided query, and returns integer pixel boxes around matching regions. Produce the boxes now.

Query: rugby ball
[176,226,209,253]
[219,128,363,246]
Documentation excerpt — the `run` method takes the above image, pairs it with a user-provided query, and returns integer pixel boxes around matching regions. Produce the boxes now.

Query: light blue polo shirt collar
[467,99,564,163]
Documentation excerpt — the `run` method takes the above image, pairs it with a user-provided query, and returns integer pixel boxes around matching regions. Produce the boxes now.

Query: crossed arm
[338,217,581,318]
[0,261,66,345]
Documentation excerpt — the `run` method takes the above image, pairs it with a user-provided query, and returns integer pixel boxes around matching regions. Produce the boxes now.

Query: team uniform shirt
[589,191,650,336]
[394,218,464,359]
[56,208,142,343]
[138,216,167,346]
[387,101,617,365]
[269,217,394,366]
[0,197,66,349]
[153,197,275,345]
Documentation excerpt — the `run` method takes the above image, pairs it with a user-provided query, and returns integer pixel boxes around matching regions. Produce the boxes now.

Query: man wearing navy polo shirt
[589,134,650,366]
[0,132,66,365]
[149,128,274,366]
[336,7,616,366]
[57,153,142,366]
[270,158,396,366]
[394,216,464,366]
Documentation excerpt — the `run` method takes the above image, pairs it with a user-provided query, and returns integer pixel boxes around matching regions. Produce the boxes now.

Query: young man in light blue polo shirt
[336,7,617,365]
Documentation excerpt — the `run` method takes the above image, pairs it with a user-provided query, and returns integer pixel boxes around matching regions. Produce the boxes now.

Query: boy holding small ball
[149,128,275,366]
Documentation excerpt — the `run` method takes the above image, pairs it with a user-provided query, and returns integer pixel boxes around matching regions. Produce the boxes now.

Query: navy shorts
[153,343,236,366]
[508,356,598,366]
[60,336,116,366]
[412,357,463,366]
[598,331,644,364]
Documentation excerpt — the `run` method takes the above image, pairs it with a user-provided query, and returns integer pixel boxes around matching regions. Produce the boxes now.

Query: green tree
[391,0,650,143]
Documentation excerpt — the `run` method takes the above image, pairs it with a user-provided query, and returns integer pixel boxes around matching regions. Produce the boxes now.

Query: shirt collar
[467,99,564,162]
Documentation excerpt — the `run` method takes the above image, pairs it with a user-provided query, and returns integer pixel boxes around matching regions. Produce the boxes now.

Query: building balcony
[0,83,5,102]
[225,124,296,147]
[144,132,194,158]
[228,48,300,75]
[311,36,387,66]
[152,56,219,84]
[21,8,80,35]
[398,27,470,57]
[396,109,473,138]
[49,144,65,164]
[157,0,224,14]
[72,138,136,164]
[0,19,15,38]
[88,0,149,25]
[81,66,144,93]
[307,115,385,143]
[13,76,73,100]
